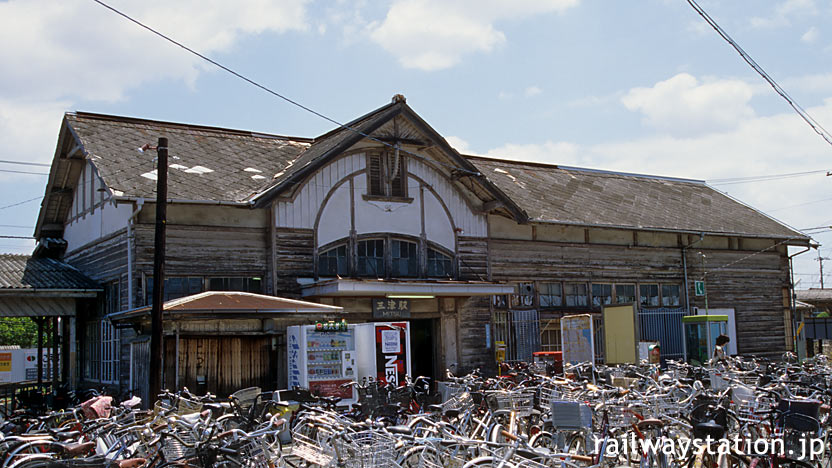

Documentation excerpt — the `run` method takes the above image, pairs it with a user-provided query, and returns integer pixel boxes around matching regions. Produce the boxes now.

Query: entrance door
[409,319,436,383]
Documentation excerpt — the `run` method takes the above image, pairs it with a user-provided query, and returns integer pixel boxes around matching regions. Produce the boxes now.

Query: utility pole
[148,137,168,400]
[818,251,830,289]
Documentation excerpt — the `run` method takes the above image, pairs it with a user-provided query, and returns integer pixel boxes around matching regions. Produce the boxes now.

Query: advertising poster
[560,314,594,366]
[375,323,407,386]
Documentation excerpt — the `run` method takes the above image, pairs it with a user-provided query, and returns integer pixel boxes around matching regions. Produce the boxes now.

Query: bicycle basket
[335,430,397,468]
[550,400,593,430]
[485,390,535,414]
[230,386,262,411]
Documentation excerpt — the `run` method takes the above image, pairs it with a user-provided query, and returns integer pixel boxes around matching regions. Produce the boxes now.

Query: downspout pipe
[789,243,814,354]
[127,198,145,309]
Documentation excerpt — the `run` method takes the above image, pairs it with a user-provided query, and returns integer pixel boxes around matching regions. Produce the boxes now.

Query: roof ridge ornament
[392,94,406,104]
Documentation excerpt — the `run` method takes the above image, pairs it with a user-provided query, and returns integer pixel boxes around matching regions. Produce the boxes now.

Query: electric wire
[707,168,831,186]
[0,196,44,211]
[89,0,481,179]
[686,0,832,148]
[0,159,51,167]
[0,169,49,176]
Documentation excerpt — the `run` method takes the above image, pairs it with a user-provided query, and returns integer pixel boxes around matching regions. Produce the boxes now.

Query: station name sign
[372,298,411,319]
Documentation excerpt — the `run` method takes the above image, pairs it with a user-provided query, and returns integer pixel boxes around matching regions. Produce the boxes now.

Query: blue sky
[1,0,831,287]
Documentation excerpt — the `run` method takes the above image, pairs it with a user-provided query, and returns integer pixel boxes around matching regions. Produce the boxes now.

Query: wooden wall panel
[275,228,314,297]
[458,237,488,281]
[456,296,495,375]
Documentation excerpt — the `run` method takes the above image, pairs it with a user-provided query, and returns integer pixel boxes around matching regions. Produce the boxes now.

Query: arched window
[357,239,385,277]
[391,239,418,277]
[427,247,453,278]
[318,244,348,277]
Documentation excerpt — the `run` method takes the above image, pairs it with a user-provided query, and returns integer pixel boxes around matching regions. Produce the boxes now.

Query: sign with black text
[372,298,411,319]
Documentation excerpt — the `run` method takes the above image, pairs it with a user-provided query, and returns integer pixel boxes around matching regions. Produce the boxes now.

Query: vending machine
[355,322,411,387]
[287,323,358,404]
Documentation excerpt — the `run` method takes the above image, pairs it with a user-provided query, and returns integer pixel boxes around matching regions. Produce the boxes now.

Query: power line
[686,0,832,148]
[0,196,44,211]
[88,0,480,179]
[0,235,34,239]
[0,169,49,176]
[769,197,832,212]
[0,159,50,167]
[0,224,34,229]
[708,169,831,186]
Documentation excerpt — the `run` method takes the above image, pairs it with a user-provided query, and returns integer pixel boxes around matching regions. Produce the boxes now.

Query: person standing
[713,334,730,361]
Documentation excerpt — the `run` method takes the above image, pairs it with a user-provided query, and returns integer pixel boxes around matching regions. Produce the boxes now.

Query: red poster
[308,379,353,399]
[375,323,407,386]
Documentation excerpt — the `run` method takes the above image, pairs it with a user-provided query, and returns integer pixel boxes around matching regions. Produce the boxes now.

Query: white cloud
[802,26,820,43]
[621,73,755,137]
[0,0,309,167]
[369,0,580,71]
[445,136,471,154]
[524,86,543,98]
[751,0,817,28]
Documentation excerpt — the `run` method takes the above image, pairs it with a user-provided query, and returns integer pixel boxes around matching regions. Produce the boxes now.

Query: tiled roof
[67,113,311,203]
[0,254,100,291]
[467,156,807,239]
[796,289,832,302]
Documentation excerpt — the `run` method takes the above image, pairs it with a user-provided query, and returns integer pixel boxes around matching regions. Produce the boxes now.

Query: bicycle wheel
[529,431,556,451]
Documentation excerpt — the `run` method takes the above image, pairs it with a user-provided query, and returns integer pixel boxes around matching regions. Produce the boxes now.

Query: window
[492,295,509,309]
[368,151,406,198]
[640,284,660,307]
[592,283,613,307]
[207,277,263,293]
[427,248,453,278]
[510,282,535,308]
[84,319,119,383]
[391,240,419,277]
[84,321,100,381]
[616,284,636,304]
[357,239,385,277]
[106,281,120,315]
[318,245,349,277]
[145,276,203,305]
[661,284,681,306]
[539,283,563,307]
[565,283,588,307]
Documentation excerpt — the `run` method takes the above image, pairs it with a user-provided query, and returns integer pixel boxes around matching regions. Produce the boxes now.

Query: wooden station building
[30,95,811,395]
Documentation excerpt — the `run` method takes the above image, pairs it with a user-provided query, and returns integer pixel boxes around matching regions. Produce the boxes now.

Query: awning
[301,279,515,297]
[110,291,344,322]
[0,296,77,317]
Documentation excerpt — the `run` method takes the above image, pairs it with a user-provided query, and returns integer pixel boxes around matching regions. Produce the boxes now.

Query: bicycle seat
[427,404,444,413]
[636,419,665,430]
[114,458,147,468]
[386,425,412,436]
[319,396,342,407]
[52,440,95,457]
[50,430,81,440]
[693,420,725,440]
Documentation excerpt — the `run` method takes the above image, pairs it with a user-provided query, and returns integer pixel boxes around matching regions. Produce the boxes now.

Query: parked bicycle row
[3,353,832,468]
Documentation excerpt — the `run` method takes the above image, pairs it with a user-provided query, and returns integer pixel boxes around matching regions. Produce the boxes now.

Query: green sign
[694,281,706,297]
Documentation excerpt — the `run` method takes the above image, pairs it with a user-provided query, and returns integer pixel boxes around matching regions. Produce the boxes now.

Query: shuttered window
[367,151,406,197]
[357,239,385,277]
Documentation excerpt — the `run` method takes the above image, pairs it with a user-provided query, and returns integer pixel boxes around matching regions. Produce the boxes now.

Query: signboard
[560,314,594,366]
[694,281,705,297]
[603,304,639,364]
[372,298,410,319]
[0,353,10,372]
[495,340,506,363]
[287,328,301,390]
[308,378,354,399]
[374,323,408,386]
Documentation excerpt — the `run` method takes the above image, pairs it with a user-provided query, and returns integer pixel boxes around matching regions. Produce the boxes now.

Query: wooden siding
[685,249,789,356]
[276,153,365,228]
[458,237,489,281]
[457,296,495,374]
[489,238,791,356]
[64,229,128,284]
[163,336,273,397]
[134,224,268,276]
[275,228,314,297]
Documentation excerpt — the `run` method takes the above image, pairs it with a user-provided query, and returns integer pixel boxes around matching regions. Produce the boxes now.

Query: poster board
[603,304,639,364]
[560,314,594,366]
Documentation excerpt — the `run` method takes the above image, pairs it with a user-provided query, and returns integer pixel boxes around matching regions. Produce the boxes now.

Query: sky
[0,0,831,288]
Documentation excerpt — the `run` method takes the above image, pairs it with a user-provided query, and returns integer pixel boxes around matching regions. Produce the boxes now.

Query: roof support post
[149,137,168,399]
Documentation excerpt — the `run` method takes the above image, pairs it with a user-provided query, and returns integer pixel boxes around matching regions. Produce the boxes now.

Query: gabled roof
[468,156,808,241]
[109,291,343,322]
[0,254,100,293]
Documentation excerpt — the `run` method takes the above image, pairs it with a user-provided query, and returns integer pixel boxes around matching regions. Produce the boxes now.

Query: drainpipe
[127,198,145,309]
[789,243,814,355]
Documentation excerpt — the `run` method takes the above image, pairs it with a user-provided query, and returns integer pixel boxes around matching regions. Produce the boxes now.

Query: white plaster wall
[408,159,487,237]
[352,173,425,241]
[316,183,352,247]
[64,200,132,253]
[423,190,455,251]
[275,153,364,229]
